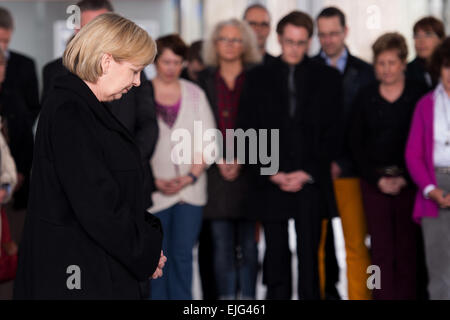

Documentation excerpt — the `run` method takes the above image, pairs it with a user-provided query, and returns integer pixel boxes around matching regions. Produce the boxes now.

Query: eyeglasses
[281,38,308,48]
[413,32,438,40]
[216,37,243,45]
[317,31,344,39]
[247,21,270,28]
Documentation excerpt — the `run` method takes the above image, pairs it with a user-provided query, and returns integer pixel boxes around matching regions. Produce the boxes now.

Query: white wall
[0,0,177,97]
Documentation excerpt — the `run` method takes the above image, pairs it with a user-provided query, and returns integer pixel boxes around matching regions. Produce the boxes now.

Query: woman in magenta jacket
[405,37,450,300]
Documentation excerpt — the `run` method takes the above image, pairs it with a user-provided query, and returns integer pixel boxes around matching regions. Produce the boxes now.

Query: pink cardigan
[405,92,439,224]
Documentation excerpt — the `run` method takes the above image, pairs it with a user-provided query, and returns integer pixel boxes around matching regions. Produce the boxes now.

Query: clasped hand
[378,177,407,195]
[151,250,167,280]
[269,171,312,193]
[428,188,450,208]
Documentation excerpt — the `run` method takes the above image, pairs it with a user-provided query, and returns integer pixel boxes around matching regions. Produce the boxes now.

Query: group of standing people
[148,4,450,301]
[1,0,449,300]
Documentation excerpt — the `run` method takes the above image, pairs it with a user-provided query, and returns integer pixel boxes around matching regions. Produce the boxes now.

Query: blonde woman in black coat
[13,13,165,300]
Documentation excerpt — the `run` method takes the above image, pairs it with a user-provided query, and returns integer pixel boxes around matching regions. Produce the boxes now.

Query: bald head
[243,5,271,53]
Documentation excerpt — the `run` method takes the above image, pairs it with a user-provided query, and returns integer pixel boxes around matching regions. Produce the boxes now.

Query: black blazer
[14,73,163,299]
[238,56,343,221]
[312,50,375,177]
[4,51,40,120]
[42,57,159,207]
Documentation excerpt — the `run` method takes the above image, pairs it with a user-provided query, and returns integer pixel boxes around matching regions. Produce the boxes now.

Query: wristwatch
[188,172,198,184]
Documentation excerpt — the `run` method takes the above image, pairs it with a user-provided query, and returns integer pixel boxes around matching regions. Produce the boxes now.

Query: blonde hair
[63,13,156,82]
[203,18,262,67]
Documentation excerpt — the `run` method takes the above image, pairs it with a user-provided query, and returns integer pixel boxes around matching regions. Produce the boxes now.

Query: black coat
[238,56,343,221]
[406,57,437,91]
[13,73,163,299]
[196,66,252,220]
[4,51,40,121]
[312,50,375,177]
[42,57,159,208]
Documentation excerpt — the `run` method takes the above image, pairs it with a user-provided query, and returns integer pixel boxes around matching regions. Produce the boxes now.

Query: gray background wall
[0,0,177,96]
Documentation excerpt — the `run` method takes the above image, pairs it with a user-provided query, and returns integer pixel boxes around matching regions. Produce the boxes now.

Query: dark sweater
[349,80,428,186]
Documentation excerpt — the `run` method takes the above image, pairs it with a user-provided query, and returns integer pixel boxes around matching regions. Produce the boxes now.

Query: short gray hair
[203,18,262,67]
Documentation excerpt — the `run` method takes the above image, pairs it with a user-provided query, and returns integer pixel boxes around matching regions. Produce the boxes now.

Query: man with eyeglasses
[406,16,445,90]
[312,6,375,301]
[243,4,276,65]
[238,11,343,300]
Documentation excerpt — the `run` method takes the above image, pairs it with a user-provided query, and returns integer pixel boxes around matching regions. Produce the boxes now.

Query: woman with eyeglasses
[197,18,262,300]
[407,16,445,90]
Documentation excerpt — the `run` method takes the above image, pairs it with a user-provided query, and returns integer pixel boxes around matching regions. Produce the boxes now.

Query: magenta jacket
[405,92,439,224]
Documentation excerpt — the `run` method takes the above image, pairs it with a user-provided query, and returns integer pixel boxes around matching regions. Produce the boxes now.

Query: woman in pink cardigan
[405,37,450,300]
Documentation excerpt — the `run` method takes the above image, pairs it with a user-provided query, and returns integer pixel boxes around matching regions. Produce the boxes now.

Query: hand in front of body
[428,188,450,208]
[270,171,312,193]
[2,241,18,256]
[151,251,167,279]
[378,177,407,195]
[14,173,24,192]
[217,160,241,182]
[331,161,342,180]
[155,176,193,195]
[0,188,7,203]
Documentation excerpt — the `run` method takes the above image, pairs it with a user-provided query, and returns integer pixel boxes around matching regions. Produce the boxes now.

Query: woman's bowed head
[63,12,157,102]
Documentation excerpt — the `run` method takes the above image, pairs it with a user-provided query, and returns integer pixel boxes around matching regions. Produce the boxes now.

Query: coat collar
[54,72,136,144]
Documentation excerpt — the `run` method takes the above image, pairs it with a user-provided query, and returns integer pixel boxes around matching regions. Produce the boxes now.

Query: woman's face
[414,29,441,60]
[99,55,143,101]
[375,50,406,86]
[441,65,450,93]
[155,49,184,83]
[215,25,244,63]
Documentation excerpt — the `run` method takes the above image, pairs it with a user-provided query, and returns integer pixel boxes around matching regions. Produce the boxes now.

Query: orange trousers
[319,178,372,300]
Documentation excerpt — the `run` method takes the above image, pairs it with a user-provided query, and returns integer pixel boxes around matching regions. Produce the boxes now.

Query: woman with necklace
[148,34,216,300]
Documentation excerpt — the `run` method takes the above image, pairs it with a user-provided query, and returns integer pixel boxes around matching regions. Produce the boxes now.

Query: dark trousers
[262,193,322,300]
[360,180,418,300]
[198,220,217,300]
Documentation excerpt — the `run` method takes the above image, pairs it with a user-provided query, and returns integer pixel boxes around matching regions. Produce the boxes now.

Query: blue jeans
[210,220,258,299]
[150,203,203,300]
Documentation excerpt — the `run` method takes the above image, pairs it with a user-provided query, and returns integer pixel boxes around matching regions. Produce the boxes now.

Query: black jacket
[238,56,343,220]
[4,51,40,121]
[312,50,375,177]
[14,73,163,299]
[406,57,437,91]
[42,57,158,208]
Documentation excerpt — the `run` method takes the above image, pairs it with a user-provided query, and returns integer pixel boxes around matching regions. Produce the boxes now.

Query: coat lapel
[56,73,137,145]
